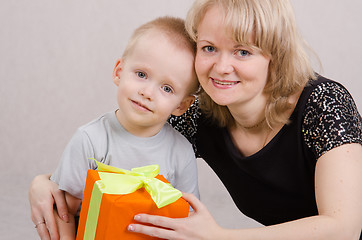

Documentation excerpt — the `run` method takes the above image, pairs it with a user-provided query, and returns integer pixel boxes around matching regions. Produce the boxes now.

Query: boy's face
[113,30,196,137]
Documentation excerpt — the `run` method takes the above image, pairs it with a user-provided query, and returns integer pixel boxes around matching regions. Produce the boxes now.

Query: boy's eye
[202,46,215,53]
[236,49,251,57]
[162,85,173,94]
[136,71,147,79]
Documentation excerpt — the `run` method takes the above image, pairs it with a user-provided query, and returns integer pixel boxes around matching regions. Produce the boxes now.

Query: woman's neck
[228,96,268,132]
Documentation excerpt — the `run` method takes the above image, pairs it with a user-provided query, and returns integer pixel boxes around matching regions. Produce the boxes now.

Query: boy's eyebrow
[132,62,153,73]
[163,76,178,88]
[166,74,188,93]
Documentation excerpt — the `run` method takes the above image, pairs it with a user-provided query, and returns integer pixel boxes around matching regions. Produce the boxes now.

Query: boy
[50,16,200,239]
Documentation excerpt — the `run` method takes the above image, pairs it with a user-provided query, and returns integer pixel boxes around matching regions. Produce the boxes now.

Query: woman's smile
[211,77,240,88]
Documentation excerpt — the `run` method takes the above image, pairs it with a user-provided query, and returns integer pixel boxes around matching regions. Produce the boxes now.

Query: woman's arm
[313,143,362,239]
[29,174,69,240]
[129,143,362,240]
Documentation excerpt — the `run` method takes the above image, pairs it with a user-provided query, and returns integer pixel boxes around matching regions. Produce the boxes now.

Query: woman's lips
[210,77,239,88]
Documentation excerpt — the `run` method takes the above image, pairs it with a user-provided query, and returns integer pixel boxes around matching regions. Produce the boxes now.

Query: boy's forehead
[140,29,195,54]
[139,29,168,43]
[130,33,173,58]
[125,30,196,86]
[129,30,194,60]
[140,30,180,48]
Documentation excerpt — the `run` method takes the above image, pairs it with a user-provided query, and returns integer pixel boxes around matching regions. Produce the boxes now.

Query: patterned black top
[302,80,362,157]
[169,75,362,226]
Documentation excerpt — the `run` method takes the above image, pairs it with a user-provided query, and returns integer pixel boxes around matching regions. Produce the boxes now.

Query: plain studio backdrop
[1,0,361,239]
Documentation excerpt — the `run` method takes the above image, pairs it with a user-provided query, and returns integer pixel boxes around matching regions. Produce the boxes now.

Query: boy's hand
[29,174,69,240]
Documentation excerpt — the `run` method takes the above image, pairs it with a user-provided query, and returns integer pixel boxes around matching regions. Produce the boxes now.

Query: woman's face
[195,6,271,111]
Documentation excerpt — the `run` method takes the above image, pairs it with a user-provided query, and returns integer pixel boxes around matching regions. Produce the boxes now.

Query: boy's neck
[114,109,164,138]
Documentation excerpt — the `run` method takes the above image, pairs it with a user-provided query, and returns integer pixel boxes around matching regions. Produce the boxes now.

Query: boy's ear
[171,95,195,116]
[112,58,124,86]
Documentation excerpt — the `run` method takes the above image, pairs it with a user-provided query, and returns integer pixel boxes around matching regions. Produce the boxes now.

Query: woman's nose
[214,53,234,74]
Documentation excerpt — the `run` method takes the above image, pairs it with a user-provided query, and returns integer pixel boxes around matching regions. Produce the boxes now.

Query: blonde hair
[186,0,316,127]
[122,16,199,95]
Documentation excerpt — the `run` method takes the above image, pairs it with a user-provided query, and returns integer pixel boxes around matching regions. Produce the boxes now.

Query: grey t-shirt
[51,111,199,202]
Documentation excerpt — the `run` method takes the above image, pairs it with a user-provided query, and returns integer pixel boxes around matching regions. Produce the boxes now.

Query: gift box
[76,161,190,240]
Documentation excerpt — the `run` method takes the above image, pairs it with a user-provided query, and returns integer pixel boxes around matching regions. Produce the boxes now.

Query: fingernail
[128,225,135,231]
[62,214,69,222]
[134,215,141,221]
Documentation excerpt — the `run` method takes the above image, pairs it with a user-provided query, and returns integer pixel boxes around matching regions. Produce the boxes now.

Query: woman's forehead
[197,5,256,48]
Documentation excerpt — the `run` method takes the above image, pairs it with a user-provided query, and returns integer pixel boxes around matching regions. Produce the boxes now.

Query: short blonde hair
[186,0,316,127]
[122,16,199,95]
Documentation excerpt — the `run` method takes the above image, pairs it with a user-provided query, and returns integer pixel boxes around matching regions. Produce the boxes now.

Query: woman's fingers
[181,192,205,212]
[133,214,178,229]
[29,174,65,240]
[35,223,50,240]
[44,208,60,240]
[129,213,182,239]
[32,206,51,240]
[128,222,177,240]
[31,200,59,240]
[128,193,224,240]
[53,188,69,222]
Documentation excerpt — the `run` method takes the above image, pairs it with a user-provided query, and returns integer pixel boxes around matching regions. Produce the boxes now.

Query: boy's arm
[55,193,81,240]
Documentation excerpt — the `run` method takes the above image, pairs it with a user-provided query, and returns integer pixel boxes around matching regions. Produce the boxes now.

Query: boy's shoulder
[76,111,118,139]
[162,122,193,148]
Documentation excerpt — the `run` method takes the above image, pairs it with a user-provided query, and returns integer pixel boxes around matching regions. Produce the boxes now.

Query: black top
[169,75,362,226]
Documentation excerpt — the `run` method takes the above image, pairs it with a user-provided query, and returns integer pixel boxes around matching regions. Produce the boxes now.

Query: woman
[30,0,362,239]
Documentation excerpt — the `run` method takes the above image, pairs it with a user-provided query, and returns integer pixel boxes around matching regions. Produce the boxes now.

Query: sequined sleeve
[302,81,362,158]
[167,99,201,154]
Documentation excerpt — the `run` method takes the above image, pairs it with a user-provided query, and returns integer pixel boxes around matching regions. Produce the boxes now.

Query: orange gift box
[76,168,190,240]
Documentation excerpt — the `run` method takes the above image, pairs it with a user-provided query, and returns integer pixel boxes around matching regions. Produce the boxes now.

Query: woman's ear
[171,95,195,116]
[112,58,124,86]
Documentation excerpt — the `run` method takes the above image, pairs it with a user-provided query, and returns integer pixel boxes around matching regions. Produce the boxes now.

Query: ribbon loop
[92,159,182,208]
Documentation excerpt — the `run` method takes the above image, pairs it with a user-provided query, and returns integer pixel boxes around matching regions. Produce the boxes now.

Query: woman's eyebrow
[197,39,214,45]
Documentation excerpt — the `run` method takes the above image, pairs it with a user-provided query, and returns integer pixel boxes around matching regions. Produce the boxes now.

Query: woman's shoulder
[302,75,360,118]
[297,75,356,116]
[301,75,340,98]
[300,75,362,158]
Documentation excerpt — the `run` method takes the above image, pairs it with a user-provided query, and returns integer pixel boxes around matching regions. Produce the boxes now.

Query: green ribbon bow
[94,159,182,208]
[82,160,182,239]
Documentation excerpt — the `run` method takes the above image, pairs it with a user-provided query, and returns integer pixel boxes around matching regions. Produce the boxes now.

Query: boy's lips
[131,100,152,112]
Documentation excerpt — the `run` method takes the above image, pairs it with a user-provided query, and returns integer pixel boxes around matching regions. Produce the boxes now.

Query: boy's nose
[138,85,153,101]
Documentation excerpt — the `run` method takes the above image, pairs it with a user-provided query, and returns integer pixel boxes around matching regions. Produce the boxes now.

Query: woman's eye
[202,46,215,53]
[136,71,147,79]
[162,85,173,93]
[236,49,251,57]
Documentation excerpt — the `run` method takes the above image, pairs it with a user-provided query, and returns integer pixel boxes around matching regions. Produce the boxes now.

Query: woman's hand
[29,174,69,240]
[128,192,225,240]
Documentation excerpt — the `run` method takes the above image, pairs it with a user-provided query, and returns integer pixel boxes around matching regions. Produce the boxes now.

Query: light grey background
[1,0,361,239]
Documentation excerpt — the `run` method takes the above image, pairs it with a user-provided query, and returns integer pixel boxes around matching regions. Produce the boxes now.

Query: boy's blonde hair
[186,0,316,127]
[122,16,199,95]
